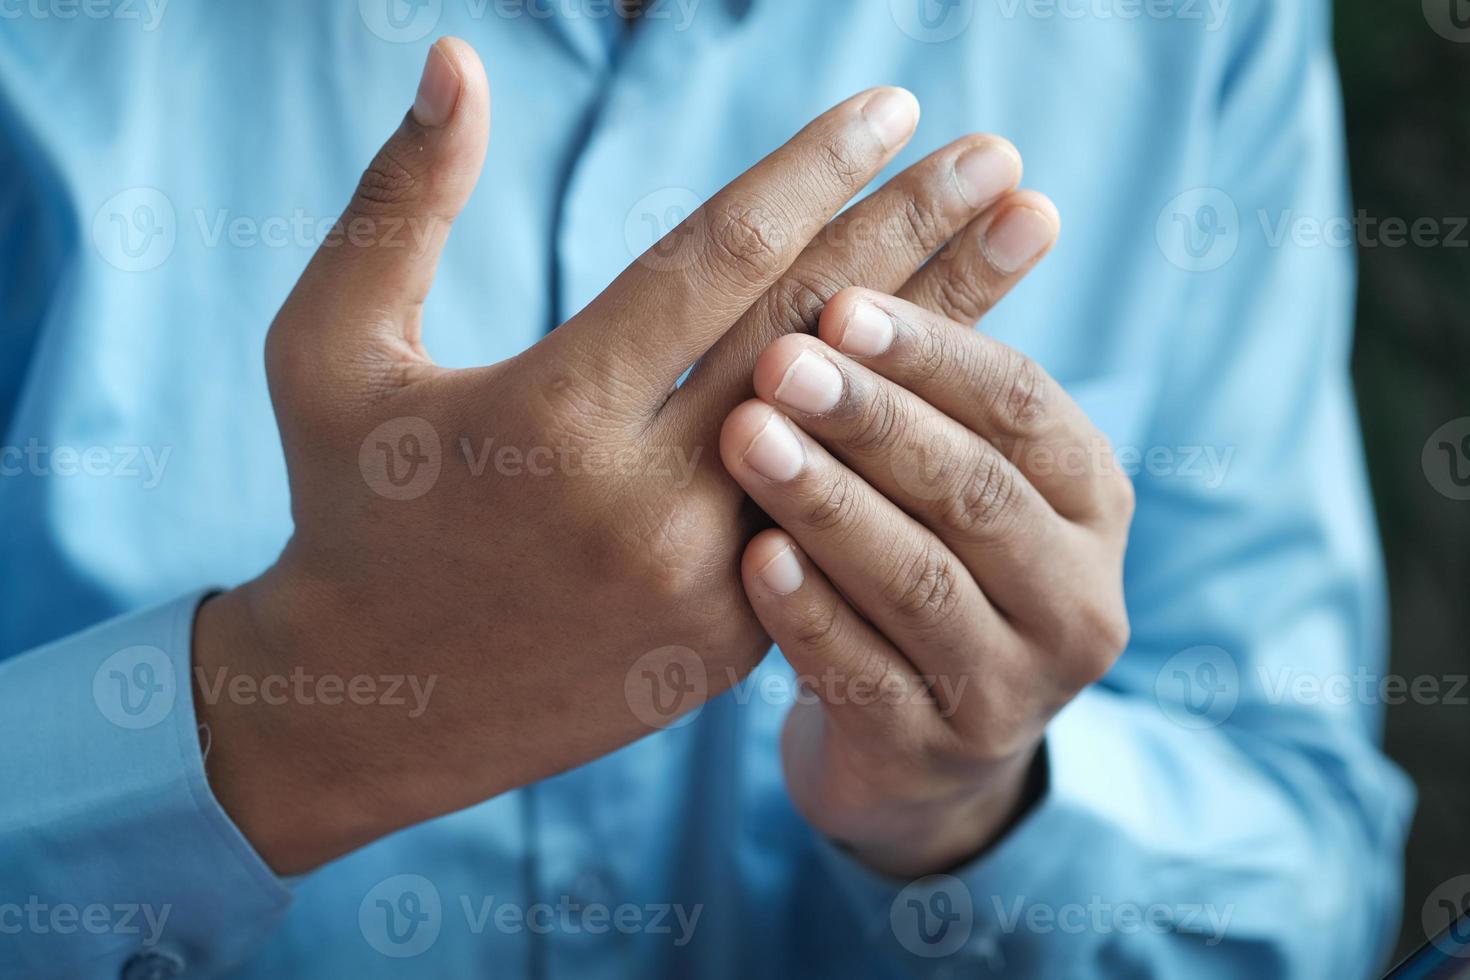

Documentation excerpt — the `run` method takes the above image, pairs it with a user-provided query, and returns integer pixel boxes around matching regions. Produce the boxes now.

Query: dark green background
[1334,0,1470,963]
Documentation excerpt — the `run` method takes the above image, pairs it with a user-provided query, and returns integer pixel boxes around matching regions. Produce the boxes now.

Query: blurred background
[1334,0,1470,962]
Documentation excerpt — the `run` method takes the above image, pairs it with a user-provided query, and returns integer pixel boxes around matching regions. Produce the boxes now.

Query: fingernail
[758,546,804,595]
[773,351,843,415]
[984,206,1057,274]
[836,302,894,357]
[953,143,1021,209]
[413,41,461,128]
[860,88,920,151]
[742,414,805,482]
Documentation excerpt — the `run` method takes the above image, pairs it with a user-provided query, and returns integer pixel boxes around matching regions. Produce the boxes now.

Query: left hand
[718,226,1135,878]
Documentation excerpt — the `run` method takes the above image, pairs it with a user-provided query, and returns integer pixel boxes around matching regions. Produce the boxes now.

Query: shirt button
[120,949,185,980]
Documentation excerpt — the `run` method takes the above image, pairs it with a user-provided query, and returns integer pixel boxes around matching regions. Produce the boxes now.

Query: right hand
[195,36,1040,874]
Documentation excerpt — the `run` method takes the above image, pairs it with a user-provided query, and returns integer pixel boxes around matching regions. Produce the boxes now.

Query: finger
[817,289,1134,526]
[720,401,1011,681]
[271,37,491,383]
[668,136,1023,430]
[897,190,1059,325]
[750,333,1075,625]
[742,530,949,730]
[550,87,920,417]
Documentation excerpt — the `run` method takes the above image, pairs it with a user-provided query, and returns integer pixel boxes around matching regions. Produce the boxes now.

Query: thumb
[274,37,490,371]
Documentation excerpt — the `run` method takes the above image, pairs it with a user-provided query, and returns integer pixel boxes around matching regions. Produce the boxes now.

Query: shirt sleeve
[813,2,1414,977]
[0,591,292,979]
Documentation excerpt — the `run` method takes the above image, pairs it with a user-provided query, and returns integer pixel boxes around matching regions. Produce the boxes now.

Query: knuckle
[349,143,423,215]
[263,318,294,383]
[802,472,861,532]
[911,323,957,387]
[702,199,785,287]
[892,193,949,257]
[815,131,868,190]
[990,353,1049,441]
[933,267,996,325]
[1106,468,1137,523]
[845,383,905,454]
[791,600,844,653]
[619,494,727,602]
[881,545,964,629]
[941,450,1023,537]
[528,359,634,437]
[1057,597,1130,689]
[767,271,839,337]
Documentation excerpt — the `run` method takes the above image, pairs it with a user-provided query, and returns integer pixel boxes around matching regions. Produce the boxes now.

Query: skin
[726,289,1134,878]
[194,36,1129,880]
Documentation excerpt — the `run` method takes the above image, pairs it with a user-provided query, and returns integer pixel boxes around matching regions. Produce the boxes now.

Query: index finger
[551,87,920,417]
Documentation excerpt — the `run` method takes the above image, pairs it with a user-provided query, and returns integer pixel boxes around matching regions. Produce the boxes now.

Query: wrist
[842,746,1045,880]
[191,568,399,874]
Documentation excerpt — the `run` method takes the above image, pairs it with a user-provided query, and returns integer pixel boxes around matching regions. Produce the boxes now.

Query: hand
[193,37,1034,873]
[720,276,1136,878]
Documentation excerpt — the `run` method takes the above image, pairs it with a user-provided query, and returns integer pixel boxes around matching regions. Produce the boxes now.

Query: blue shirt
[0,2,1413,977]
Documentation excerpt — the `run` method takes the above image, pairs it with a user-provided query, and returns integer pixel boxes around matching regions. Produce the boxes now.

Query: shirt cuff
[0,590,291,979]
